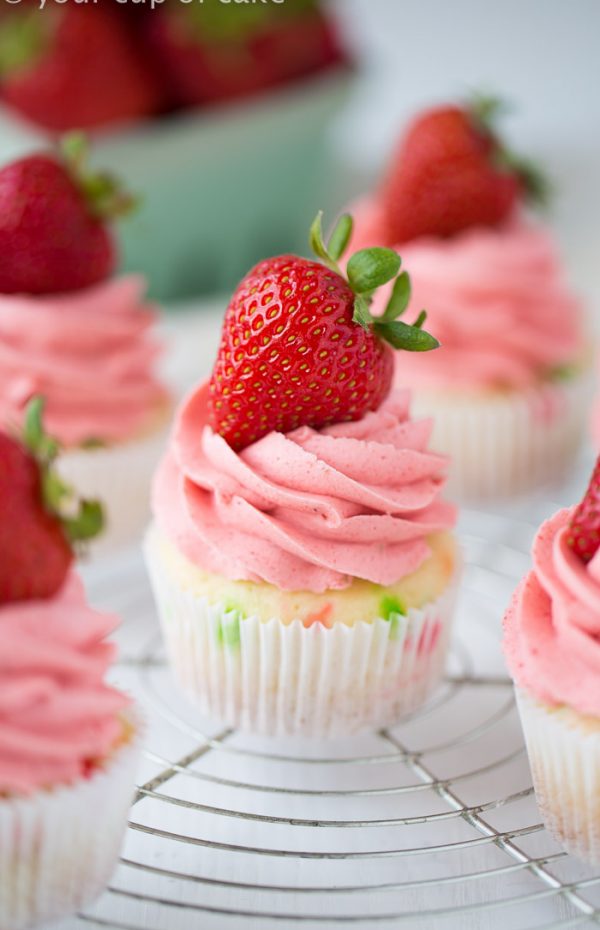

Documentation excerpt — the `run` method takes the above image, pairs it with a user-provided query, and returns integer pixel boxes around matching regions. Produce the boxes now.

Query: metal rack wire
[65,498,600,930]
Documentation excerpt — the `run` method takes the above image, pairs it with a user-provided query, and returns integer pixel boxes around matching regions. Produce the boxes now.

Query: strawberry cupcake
[146,214,460,736]
[350,98,590,500]
[504,457,600,863]
[0,139,171,552]
[0,406,141,929]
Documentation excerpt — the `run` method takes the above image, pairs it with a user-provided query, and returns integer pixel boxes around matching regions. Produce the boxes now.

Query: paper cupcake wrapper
[58,423,170,555]
[516,689,600,864]
[145,531,459,737]
[0,713,142,930]
[410,372,591,501]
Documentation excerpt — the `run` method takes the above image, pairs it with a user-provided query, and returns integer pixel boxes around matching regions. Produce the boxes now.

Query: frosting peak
[153,381,456,593]
[504,508,600,716]
[351,198,584,390]
[0,275,168,446]
[0,574,129,795]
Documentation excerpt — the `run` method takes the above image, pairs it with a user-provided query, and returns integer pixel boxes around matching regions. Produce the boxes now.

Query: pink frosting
[152,381,456,593]
[0,574,129,796]
[350,197,584,390]
[0,275,168,447]
[504,508,600,717]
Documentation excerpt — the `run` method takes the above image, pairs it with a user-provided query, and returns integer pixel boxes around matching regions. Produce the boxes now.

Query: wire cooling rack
[59,470,600,930]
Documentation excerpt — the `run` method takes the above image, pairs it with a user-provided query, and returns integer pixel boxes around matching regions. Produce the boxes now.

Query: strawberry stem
[467,92,551,209]
[21,397,104,549]
[309,212,440,353]
[60,133,139,222]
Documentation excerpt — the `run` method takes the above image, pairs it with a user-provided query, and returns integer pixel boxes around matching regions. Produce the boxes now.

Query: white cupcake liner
[0,712,142,930]
[516,689,600,864]
[409,372,591,501]
[145,530,459,737]
[58,423,170,555]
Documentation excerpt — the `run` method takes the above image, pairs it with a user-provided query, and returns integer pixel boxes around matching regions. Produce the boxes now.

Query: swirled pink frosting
[503,508,600,717]
[350,198,584,390]
[0,574,129,795]
[152,381,456,593]
[0,275,168,447]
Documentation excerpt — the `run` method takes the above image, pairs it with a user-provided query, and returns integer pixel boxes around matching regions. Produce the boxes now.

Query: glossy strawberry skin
[381,106,521,244]
[0,154,114,295]
[208,256,394,451]
[0,433,72,605]
[0,3,163,132]
[567,458,600,563]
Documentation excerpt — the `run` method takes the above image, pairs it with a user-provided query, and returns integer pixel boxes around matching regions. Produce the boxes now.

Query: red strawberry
[0,138,134,295]
[0,3,163,132]
[567,457,600,563]
[0,397,103,605]
[209,212,439,451]
[380,98,548,244]
[144,0,342,108]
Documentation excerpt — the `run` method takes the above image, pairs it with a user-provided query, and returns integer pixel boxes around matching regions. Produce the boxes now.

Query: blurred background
[0,0,598,314]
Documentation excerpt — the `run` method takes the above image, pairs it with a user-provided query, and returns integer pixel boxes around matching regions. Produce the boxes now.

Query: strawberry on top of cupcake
[0,136,168,447]
[0,397,125,794]
[0,137,171,548]
[0,402,142,927]
[503,458,600,861]
[351,95,584,390]
[504,459,600,716]
[349,97,588,498]
[153,212,456,601]
[148,214,459,734]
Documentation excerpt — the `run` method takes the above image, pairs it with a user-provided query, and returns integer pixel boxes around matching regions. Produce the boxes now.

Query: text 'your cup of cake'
[0,401,142,929]
[0,136,172,553]
[348,96,590,501]
[146,213,461,738]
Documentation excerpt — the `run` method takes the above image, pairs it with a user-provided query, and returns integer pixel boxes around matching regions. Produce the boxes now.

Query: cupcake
[504,457,600,863]
[0,404,141,928]
[146,214,459,737]
[0,139,171,552]
[350,98,589,500]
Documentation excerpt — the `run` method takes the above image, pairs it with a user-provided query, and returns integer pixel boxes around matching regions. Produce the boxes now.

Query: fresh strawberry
[209,212,439,451]
[0,397,103,605]
[567,457,600,563]
[380,97,548,244]
[144,0,342,108]
[0,2,163,132]
[0,136,135,295]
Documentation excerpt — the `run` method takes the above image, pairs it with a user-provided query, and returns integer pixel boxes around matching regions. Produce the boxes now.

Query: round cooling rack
[65,500,600,930]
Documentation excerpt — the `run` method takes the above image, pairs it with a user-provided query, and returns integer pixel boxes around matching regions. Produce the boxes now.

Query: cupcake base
[58,419,170,555]
[516,689,600,864]
[0,716,141,930]
[409,372,591,501]
[145,529,459,737]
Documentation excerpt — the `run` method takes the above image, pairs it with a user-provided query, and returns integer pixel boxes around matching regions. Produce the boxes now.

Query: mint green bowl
[95,66,353,302]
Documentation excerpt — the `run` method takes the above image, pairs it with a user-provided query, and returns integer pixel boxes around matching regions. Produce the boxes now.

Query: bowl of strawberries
[0,0,352,301]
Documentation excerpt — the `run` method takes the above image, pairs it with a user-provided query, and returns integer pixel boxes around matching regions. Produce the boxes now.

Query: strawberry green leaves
[309,211,440,353]
[347,247,400,294]
[21,396,104,548]
[61,132,138,221]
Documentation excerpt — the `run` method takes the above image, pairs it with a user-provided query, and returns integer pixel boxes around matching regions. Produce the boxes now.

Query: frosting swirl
[0,574,128,795]
[0,275,168,447]
[152,381,456,593]
[503,508,600,717]
[350,198,584,389]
